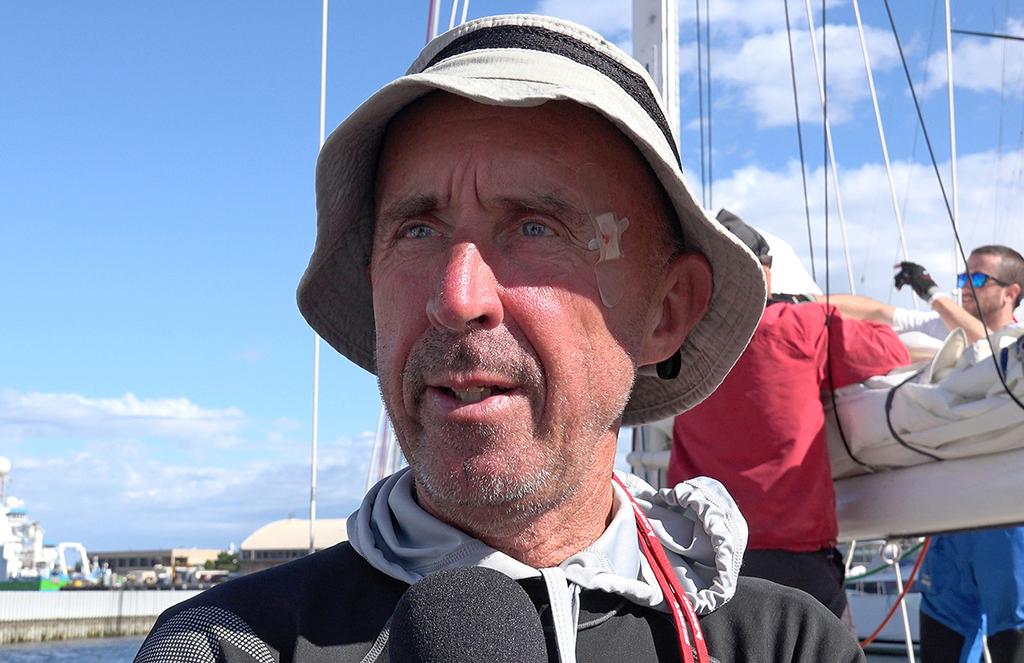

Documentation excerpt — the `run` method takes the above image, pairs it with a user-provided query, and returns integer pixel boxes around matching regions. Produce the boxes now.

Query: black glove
[893,261,939,301]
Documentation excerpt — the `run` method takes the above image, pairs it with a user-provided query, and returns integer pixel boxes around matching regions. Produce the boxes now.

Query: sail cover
[827,324,1024,479]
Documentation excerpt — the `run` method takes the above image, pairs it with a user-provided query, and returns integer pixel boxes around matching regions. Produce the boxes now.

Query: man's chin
[415,464,548,507]
[410,461,573,529]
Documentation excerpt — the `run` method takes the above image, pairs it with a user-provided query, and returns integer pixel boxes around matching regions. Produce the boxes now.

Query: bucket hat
[297,14,766,425]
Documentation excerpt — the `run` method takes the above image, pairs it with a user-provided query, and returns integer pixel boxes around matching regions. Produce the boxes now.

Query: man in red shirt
[668,210,911,624]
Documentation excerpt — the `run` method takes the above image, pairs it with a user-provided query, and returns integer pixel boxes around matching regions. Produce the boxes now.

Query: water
[0,637,144,662]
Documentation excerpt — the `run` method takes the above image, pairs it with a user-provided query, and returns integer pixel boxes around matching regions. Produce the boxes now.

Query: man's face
[370,94,677,526]
[962,252,1016,328]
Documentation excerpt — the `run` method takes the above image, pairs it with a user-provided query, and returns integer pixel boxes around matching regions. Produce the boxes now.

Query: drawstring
[613,475,710,663]
[540,567,581,663]
[541,477,711,663]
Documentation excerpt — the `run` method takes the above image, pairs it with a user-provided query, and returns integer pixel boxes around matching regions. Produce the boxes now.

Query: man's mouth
[441,385,513,404]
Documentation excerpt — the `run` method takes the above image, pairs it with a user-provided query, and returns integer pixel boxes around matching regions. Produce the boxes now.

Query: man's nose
[426,242,504,332]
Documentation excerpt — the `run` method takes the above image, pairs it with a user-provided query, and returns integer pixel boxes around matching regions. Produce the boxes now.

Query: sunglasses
[957,272,1010,289]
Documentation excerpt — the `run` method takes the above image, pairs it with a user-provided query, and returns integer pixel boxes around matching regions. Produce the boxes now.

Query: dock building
[239,517,347,574]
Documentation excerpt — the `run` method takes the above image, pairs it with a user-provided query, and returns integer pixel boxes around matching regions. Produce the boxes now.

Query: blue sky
[2,0,1022,551]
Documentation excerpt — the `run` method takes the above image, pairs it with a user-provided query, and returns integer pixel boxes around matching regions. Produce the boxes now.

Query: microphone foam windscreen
[388,566,548,663]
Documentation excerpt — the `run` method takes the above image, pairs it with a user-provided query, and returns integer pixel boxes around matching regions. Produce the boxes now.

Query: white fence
[0,590,203,622]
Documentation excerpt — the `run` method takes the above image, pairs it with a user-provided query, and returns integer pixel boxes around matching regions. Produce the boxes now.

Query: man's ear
[1008,283,1022,308]
[638,252,713,368]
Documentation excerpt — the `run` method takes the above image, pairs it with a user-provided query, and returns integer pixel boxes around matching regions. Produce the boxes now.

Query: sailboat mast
[629,0,679,490]
[632,0,680,148]
[309,0,329,556]
[944,0,963,292]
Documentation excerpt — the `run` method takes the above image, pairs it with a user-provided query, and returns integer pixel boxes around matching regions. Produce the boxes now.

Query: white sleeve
[890,308,948,340]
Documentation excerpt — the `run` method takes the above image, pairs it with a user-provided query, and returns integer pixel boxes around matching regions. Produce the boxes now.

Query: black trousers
[920,611,1024,662]
[740,547,850,622]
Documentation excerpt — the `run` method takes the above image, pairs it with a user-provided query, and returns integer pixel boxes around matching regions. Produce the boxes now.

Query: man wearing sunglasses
[823,245,1023,345]
[825,244,1024,663]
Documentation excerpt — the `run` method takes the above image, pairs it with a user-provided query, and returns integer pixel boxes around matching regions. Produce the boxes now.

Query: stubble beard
[378,324,632,536]
[384,327,567,522]
[965,294,1002,327]
[409,419,573,535]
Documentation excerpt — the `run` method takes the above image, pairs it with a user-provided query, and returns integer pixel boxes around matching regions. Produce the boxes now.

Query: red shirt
[667,302,910,551]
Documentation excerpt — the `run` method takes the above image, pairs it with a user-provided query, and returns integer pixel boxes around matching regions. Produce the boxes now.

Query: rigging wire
[823,0,828,313]
[705,0,713,209]
[426,0,437,44]
[782,0,816,282]
[898,0,940,226]
[880,0,1024,414]
[820,0,866,472]
[851,0,916,309]
[994,19,1007,241]
[1014,104,1024,247]
[369,0,476,493]
[951,27,1024,42]
[695,0,708,208]
[309,0,330,556]
[448,0,459,31]
[802,0,856,293]
[431,0,443,40]
[859,538,932,648]
[850,0,913,274]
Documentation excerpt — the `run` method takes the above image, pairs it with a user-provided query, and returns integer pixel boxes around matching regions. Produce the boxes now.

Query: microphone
[388,566,549,663]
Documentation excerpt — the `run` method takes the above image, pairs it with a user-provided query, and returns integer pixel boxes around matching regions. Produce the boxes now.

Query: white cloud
[710,23,899,127]
[0,390,245,446]
[681,0,839,36]
[0,388,380,548]
[533,1,922,131]
[7,430,377,550]
[534,0,631,37]
[529,3,902,128]
[712,146,1024,302]
[922,18,1024,97]
[532,0,845,39]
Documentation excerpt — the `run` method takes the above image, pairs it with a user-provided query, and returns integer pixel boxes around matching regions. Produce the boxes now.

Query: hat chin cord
[637,350,682,380]
[656,351,682,379]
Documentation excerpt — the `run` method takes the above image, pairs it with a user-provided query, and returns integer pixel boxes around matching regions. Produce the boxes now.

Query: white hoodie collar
[348,468,747,616]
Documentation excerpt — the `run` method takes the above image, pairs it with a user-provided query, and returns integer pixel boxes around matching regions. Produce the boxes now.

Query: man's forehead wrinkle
[494,190,585,216]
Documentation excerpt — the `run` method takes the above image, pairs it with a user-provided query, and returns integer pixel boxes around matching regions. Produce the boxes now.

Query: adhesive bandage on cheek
[576,164,630,308]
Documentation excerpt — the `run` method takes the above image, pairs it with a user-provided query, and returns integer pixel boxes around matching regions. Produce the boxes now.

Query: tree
[204,551,240,571]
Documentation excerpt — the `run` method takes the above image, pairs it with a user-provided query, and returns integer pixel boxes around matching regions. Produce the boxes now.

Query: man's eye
[404,224,435,239]
[522,221,551,237]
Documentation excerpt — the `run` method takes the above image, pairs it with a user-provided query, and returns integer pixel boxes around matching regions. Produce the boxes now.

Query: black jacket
[135,542,865,663]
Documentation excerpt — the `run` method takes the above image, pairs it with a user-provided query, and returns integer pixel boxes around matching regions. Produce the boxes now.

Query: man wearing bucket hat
[668,211,910,626]
[135,15,863,663]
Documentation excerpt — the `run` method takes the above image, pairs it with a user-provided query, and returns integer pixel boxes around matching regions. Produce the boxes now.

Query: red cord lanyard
[613,475,710,663]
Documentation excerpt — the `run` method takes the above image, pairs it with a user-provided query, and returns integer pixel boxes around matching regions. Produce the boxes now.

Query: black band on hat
[424,24,681,165]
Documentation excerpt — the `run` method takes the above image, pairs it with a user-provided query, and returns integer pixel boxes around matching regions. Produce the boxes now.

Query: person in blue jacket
[829,245,1024,663]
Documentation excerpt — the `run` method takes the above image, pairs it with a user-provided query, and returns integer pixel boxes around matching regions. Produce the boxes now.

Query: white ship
[0,456,94,588]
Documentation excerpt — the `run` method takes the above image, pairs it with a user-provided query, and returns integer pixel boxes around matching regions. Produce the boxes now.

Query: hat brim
[297,14,765,425]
